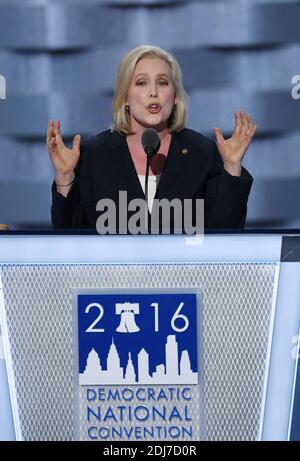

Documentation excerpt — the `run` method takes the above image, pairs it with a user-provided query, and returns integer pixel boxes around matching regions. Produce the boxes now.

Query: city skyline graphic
[78,293,199,386]
[79,334,198,385]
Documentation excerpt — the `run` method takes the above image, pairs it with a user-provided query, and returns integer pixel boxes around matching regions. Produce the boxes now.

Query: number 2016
[84,301,189,333]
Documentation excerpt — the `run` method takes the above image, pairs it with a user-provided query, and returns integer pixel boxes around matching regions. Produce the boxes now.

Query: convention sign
[73,290,203,441]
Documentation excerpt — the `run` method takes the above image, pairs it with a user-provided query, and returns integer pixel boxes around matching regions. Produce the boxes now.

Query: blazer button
[181,148,188,155]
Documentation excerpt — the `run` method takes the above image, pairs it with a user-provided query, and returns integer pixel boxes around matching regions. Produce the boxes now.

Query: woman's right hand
[46,119,81,182]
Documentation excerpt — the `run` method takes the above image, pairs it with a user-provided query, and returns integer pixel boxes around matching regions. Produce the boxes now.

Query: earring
[125,104,130,112]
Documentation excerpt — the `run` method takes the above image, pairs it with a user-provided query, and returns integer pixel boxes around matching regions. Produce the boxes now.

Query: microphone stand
[144,152,153,232]
[145,153,152,212]
[141,128,160,232]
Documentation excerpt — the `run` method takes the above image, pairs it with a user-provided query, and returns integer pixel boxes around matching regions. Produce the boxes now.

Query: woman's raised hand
[46,120,81,181]
[213,110,257,176]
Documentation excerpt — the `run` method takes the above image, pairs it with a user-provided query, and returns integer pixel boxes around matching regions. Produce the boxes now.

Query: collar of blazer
[107,129,190,200]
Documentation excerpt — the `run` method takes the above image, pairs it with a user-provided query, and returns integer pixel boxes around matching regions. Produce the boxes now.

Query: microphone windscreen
[141,128,161,157]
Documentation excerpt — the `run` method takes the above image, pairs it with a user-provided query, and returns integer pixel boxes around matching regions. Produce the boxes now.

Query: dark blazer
[51,128,253,232]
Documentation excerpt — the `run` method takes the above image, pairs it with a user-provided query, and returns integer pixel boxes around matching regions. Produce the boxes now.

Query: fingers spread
[46,120,54,144]
[251,124,257,137]
[213,127,225,146]
[236,111,257,139]
[72,134,81,153]
[240,109,248,133]
[49,138,57,150]
[245,114,253,136]
[233,111,242,135]
[53,119,63,146]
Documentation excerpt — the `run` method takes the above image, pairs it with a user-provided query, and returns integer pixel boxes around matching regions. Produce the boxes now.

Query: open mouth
[147,104,161,114]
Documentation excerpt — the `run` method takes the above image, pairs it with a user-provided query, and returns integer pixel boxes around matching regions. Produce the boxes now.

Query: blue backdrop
[0,0,300,229]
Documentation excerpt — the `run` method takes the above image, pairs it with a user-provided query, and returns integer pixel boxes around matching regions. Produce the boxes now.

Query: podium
[0,231,300,441]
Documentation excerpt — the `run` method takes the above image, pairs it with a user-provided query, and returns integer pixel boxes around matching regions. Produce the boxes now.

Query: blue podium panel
[75,289,202,441]
[0,233,298,441]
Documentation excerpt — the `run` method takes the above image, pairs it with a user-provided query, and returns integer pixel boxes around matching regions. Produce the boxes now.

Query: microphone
[141,128,161,158]
[141,129,161,218]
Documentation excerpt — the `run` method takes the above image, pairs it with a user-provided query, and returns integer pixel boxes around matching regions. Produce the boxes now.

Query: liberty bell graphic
[115,302,140,333]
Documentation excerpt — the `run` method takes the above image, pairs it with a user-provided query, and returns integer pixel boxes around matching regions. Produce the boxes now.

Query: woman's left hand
[213,110,257,176]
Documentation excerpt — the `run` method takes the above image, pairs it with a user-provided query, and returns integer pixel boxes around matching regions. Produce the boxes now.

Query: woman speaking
[47,45,256,233]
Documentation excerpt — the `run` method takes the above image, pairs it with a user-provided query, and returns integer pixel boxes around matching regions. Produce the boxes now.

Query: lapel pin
[181,148,188,155]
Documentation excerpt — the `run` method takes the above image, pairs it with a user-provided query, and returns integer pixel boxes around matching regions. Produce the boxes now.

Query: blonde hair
[112,45,188,135]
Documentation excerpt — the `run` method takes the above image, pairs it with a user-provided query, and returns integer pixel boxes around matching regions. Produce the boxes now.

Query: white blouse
[138,174,161,213]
